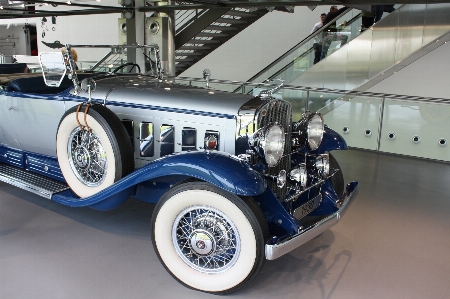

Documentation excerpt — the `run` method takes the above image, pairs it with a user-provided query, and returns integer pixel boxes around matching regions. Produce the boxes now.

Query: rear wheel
[151,182,265,294]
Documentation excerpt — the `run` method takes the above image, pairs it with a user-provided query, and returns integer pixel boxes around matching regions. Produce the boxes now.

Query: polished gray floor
[1,149,449,299]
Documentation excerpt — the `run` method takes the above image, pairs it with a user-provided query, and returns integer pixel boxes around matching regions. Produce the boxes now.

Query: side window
[139,122,154,157]
[160,124,174,157]
[182,127,197,151]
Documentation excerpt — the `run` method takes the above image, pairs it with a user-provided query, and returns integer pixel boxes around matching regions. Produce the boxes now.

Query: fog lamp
[289,164,307,188]
[315,153,330,178]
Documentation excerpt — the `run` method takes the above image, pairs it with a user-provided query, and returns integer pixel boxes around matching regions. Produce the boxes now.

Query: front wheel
[151,182,265,294]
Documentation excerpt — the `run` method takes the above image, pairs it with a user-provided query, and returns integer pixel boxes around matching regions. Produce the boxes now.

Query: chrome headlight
[293,112,324,150]
[250,124,285,167]
[308,114,324,150]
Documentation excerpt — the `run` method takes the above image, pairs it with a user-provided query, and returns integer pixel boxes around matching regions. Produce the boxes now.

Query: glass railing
[175,77,450,162]
[235,8,361,91]
[234,6,409,94]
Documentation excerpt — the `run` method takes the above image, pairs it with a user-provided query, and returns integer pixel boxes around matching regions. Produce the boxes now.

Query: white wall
[366,41,450,99]
[180,6,326,81]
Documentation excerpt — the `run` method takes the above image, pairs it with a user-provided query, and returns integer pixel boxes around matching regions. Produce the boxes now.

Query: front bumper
[265,181,359,260]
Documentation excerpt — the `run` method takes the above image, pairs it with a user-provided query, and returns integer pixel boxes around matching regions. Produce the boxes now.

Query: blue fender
[51,151,267,208]
[313,125,348,154]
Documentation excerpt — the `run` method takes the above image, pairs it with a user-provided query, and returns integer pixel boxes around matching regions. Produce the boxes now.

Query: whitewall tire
[56,104,134,198]
[151,182,266,294]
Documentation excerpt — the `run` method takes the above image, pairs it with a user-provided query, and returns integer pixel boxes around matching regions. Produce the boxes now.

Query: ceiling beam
[2,0,450,19]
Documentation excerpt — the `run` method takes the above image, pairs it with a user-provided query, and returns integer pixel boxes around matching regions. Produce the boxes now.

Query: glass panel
[182,127,197,151]
[249,8,361,86]
[38,52,66,87]
[160,125,175,157]
[321,96,382,151]
[379,100,450,161]
[139,122,154,157]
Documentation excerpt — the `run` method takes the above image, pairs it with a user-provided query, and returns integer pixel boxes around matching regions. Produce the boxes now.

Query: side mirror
[39,52,66,87]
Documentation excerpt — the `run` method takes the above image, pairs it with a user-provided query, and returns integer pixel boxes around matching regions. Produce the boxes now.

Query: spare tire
[56,104,134,198]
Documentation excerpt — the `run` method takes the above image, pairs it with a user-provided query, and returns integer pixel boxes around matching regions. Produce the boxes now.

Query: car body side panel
[7,92,66,157]
[50,151,267,208]
[63,97,238,165]
[0,91,22,149]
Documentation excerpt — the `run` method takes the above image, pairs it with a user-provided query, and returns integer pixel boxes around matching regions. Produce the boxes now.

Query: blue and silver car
[0,45,358,294]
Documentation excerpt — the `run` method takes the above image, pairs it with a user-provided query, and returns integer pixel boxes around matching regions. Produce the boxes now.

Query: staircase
[174,7,270,75]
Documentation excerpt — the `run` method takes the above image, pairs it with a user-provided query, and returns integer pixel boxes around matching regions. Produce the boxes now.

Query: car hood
[75,74,256,117]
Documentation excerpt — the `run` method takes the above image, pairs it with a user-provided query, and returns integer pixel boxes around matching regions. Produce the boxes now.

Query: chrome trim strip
[265,181,359,260]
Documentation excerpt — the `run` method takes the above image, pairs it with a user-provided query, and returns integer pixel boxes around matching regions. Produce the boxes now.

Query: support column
[125,0,146,73]
[145,1,175,77]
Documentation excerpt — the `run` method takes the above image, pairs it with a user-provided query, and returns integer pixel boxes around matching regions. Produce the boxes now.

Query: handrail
[252,12,362,86]
[242,8,353,85]
[175,76,450,105]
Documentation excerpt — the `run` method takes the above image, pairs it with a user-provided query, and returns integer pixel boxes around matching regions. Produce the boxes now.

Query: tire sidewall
[329,153,344,199]
[57,109,118,198]
[152,183,263,294]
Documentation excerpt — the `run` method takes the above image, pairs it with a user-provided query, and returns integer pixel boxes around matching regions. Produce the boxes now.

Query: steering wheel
[112,62,141,74]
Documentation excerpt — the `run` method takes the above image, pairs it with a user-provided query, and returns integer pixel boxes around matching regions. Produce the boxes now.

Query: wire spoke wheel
[56,104,134,198]
[152,182,266,294]
[172,206,240,274]
[68,127,108,187]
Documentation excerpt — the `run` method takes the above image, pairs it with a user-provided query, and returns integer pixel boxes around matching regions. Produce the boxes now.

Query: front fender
[51,151,267,208]
[313,125,348,154]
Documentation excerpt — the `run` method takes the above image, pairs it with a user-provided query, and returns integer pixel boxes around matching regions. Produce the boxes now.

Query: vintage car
[0,45,358,294]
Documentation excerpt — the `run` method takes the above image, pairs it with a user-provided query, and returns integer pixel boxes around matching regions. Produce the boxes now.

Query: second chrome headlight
[293,112,324,150]
[308,114,324,150]
[250,124,285,167]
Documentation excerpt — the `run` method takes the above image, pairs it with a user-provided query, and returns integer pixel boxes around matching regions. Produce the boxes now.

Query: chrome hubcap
[172,205,240,273]
[68,127,107,187]
[73,146,90,169]
[189,230,215,255]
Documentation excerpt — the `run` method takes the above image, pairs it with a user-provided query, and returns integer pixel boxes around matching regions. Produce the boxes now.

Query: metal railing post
[305,89,310,112]
[376,96,386,152]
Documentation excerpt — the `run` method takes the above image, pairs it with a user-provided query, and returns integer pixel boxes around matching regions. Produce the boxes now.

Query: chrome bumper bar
[265,181,359,260]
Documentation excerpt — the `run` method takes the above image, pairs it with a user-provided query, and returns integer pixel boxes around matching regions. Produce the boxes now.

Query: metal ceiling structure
[1,0,450,19]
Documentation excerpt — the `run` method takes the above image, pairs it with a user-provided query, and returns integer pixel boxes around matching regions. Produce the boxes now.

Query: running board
[0,164,69,199]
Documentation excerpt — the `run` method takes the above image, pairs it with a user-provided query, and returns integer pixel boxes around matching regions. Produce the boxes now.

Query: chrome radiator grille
[257,99,292,201]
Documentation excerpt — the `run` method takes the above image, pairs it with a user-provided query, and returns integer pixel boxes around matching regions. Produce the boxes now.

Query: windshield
[39,52,67,87]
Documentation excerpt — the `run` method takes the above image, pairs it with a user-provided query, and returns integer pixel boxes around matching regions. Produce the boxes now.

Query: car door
[8,93,66,157]
[0,92,22,150]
